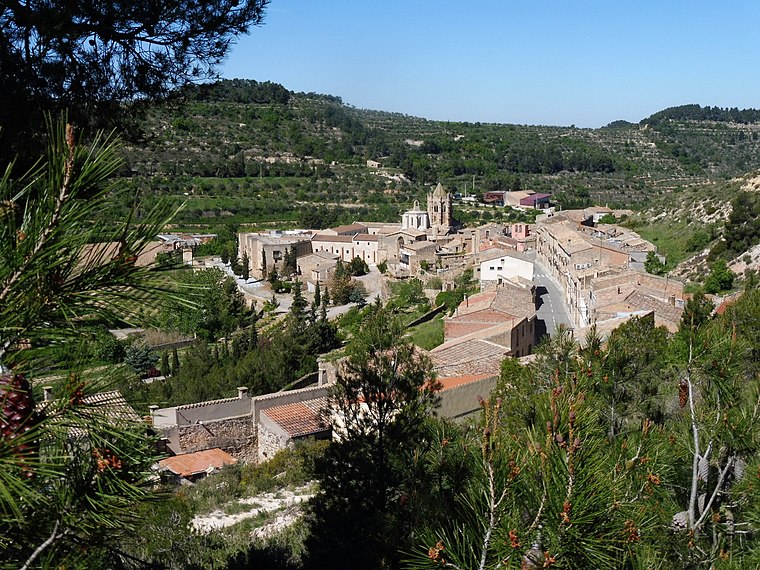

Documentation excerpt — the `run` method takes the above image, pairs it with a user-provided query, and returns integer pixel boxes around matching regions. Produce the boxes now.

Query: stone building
[427,182,452,231]
[443,283,537,358]
[238,231,313,279]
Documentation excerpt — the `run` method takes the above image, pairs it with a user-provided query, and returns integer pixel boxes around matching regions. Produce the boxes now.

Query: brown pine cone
[1,370,40,478]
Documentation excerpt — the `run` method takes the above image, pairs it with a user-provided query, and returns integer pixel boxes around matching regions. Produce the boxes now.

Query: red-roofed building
[258,398,330,462]
[444,284,536,357]
[158,448,237,481]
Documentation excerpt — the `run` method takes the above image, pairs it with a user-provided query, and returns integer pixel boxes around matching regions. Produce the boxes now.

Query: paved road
[529,255,573,343]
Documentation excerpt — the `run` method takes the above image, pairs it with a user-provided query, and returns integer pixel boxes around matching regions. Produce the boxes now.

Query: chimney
[43,386,53,402]
[148,405,159,425]
[237,386,249,399]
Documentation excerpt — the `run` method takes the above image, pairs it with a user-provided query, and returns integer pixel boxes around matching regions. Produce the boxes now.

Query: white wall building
[479,252,534,284]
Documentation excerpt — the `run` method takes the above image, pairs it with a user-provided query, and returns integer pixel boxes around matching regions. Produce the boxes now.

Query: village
[136,183,687,481]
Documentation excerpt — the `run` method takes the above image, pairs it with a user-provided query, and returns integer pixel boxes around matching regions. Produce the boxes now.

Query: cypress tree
[160,351,170,377]
[171,346,180,375]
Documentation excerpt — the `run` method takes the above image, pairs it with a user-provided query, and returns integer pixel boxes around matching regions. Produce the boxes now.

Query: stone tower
[427,182,451,230]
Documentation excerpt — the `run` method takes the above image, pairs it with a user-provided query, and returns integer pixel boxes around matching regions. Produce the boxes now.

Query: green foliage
[388,278,428,311]
[92,331,126,364]
[305,308,442,569]
[704,259,735,294]
[407,292,760,570]
[713,191,760,260]
[158,267,249,341]
[346,255,369,276]
[406,316,444,350]
[680,291,714,332]
[644,250,667,275]
[0,2,270,165]
[123,342,159,377]
[0,121,174,568]
[328,260,367,306]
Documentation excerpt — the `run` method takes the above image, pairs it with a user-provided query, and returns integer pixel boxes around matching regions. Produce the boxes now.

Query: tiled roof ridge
[175,396,240,410]
[255,384,328,402]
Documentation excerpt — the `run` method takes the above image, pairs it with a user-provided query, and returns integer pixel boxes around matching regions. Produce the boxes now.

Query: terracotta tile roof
[624,290,682,326]
[262,398,328,438]
[715,292,742,315]
[81,390,143,424]
[436,374,493,391]
[353,233,379,242]
[158,448,237,477]
[455,286,534,321]
[430,339,506,377]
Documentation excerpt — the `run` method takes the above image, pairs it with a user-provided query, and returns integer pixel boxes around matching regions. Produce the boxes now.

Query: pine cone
[0,370,40,478]
[521,544,544,569]
[678,379,688,409]
[672,510,688,531]
[698,455,709,482]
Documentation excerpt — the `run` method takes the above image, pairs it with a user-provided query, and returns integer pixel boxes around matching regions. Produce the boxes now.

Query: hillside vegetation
[116,81,760,231]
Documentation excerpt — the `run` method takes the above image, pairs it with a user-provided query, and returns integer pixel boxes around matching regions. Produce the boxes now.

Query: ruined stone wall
[176,415,256,463]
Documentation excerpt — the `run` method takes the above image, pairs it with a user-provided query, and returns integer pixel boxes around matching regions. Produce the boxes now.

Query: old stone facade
[176,417,256,463]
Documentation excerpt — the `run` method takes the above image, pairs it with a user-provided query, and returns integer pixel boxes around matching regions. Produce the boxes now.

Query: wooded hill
[118,79,760,229]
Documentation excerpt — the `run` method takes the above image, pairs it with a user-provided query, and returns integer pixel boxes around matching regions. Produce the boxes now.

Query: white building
[479,250,534,285]
[401,200,430,231]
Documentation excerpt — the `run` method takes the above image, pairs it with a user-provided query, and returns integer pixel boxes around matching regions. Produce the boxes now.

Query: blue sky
[222,1,760,128]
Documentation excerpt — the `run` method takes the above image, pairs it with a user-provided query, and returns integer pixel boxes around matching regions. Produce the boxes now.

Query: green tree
[347,255,369,276]
[124,343,159,377]
[680,291,714,332]
[160,351,170,377]
[704,259,734,294]
[645,250,667,275]
[241,251,250,281]
[171,346,180,375]
[159,268,247,340]
[305,308,441,569]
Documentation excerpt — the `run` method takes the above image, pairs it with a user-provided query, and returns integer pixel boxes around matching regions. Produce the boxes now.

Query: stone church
[401,182,454,236]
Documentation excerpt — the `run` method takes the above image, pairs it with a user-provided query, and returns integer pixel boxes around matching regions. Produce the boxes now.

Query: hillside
[118,80,760,231]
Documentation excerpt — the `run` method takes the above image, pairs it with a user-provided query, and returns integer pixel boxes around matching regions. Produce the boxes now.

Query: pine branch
[0,124,74,311]
[694,455,736,531]
[20,519,64,570]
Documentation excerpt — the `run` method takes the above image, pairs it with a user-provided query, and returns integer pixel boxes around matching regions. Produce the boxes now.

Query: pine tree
[323,287,331,308]
[0,120,175,567]
[312,280,322,321]
[306,308,441,569]
[249,312,259,350]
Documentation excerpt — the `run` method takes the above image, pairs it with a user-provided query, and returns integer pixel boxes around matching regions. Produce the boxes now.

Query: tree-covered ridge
[643,104,760,126]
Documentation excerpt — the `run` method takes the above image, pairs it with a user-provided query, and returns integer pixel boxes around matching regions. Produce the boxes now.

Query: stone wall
[257,423,289,463]
[176,416,257,463]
